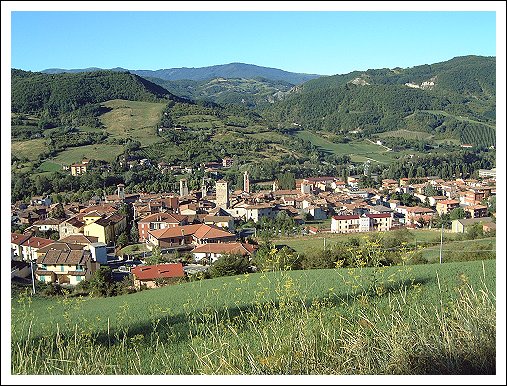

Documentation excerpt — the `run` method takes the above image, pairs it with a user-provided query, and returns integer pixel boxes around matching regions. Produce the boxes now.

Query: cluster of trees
[380,148,495,180]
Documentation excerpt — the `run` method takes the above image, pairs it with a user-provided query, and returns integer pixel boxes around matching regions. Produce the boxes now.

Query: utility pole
[439,224,444,264]
[30,258,36,295]
[323,237,326,249]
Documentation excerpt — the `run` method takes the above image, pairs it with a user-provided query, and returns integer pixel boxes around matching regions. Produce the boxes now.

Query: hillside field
[12,259,496,375]
[99,99,167,146]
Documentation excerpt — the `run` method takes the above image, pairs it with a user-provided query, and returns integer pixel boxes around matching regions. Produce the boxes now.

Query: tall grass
[11,261,496,375]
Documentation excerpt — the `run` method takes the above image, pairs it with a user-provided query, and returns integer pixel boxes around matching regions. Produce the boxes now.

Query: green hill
[12,259,496,374]
[264,55,496,147]
[11,69,182,115]
[145,76,295,108]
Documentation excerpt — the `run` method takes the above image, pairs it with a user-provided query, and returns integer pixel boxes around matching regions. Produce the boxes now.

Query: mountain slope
[41,63,322,85]
[11,69,184,116]
[264,55,496,147]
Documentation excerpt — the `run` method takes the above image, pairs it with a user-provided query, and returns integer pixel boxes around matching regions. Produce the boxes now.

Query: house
[138,212,188,242]
[70,158,90,176]
[35,249,99,285]
[83,213,127,244]
[203,215,235,232]
[330,213,393,233]
[331,215,360,233]
[222,157,234,168]
[58,215,86,239]
[147,224,236,250]
[191,242,257,264]
[303,205,327,220]
[464,205,488,219]
[131,263,185,289]
[451,217,493,233]
[20,236,54,262]
[365,213,393,232]
[245,204,277,223]
[31,218,63,233]
[11,233,32,260]
[11,260,32,279]
[404,206,435,226]
[435,200,460,215]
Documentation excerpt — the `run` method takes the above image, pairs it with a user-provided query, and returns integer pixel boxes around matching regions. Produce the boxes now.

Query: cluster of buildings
[11,164,496,288]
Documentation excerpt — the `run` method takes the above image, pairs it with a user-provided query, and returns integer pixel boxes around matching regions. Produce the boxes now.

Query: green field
[12,259,496,374]
[37,160,63,173]
[377,129,433,140]
[295,130,397,164]
[53,144,125,164]
[100,99,167,146]
[274,229,449,254]
[11,138,47,161]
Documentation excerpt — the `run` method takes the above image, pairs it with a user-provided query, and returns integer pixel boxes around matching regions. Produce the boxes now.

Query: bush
[208,253,250,278]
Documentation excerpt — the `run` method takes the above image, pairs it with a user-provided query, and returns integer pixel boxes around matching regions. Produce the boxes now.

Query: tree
[87,267,115,297]
[208,253,250,278]
[117,232,129,249]
[276,172,296,190]
[450,207,466,221]
[145,246,166,265]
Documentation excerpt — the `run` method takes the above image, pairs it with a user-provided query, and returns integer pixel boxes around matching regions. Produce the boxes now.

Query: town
[11,155,496,291]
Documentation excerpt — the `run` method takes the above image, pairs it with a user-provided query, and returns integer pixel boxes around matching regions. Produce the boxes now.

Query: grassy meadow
[11,259,496,375]
[99,99,167,146]
[295,130,397,164]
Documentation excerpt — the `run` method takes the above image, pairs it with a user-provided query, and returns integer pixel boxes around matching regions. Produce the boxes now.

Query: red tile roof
[131,263,185,280]
[11,232,32,246]
[23,236,54,249]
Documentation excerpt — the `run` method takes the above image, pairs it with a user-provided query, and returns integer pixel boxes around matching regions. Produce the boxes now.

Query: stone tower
[179,178,189,197]
[243,171,250,193]
[117,183,125,200]
[201,178,207,199]
[215,179,229,209]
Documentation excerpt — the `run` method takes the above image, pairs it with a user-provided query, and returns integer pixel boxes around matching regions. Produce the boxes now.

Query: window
[76,265,83,271]
[40,276,45,282]
[41,264,47,270]
[76,276,82,282]
[60,265,64,272]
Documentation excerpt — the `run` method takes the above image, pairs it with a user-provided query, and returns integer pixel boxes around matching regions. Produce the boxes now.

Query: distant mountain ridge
[41,63,322,85]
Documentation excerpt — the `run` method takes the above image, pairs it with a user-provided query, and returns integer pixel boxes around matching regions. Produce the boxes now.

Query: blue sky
[9,8,498,75]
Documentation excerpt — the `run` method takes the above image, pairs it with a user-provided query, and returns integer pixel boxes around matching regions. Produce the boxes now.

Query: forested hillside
[263,55,496,147]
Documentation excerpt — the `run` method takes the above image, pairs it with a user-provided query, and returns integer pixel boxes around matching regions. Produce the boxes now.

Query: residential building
[245,204,277,223]
[191,242,257,264]
[138,212,188,242]
[83,213,126,244]
[36,249,99,285]
[147,224,236,250]
[451,217,493,233]
[464,205,488,219]
[436,200,460,215]
[331,215,360,233]
[11,233,32,260]
[58,215,86,239]
[20,236,54,262]
[131,263,185,289]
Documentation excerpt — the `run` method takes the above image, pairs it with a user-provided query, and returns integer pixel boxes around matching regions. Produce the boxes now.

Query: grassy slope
[11,259,496,374]
[12,259,495,337]
[99,99,167,146]
[295,130,398,163]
